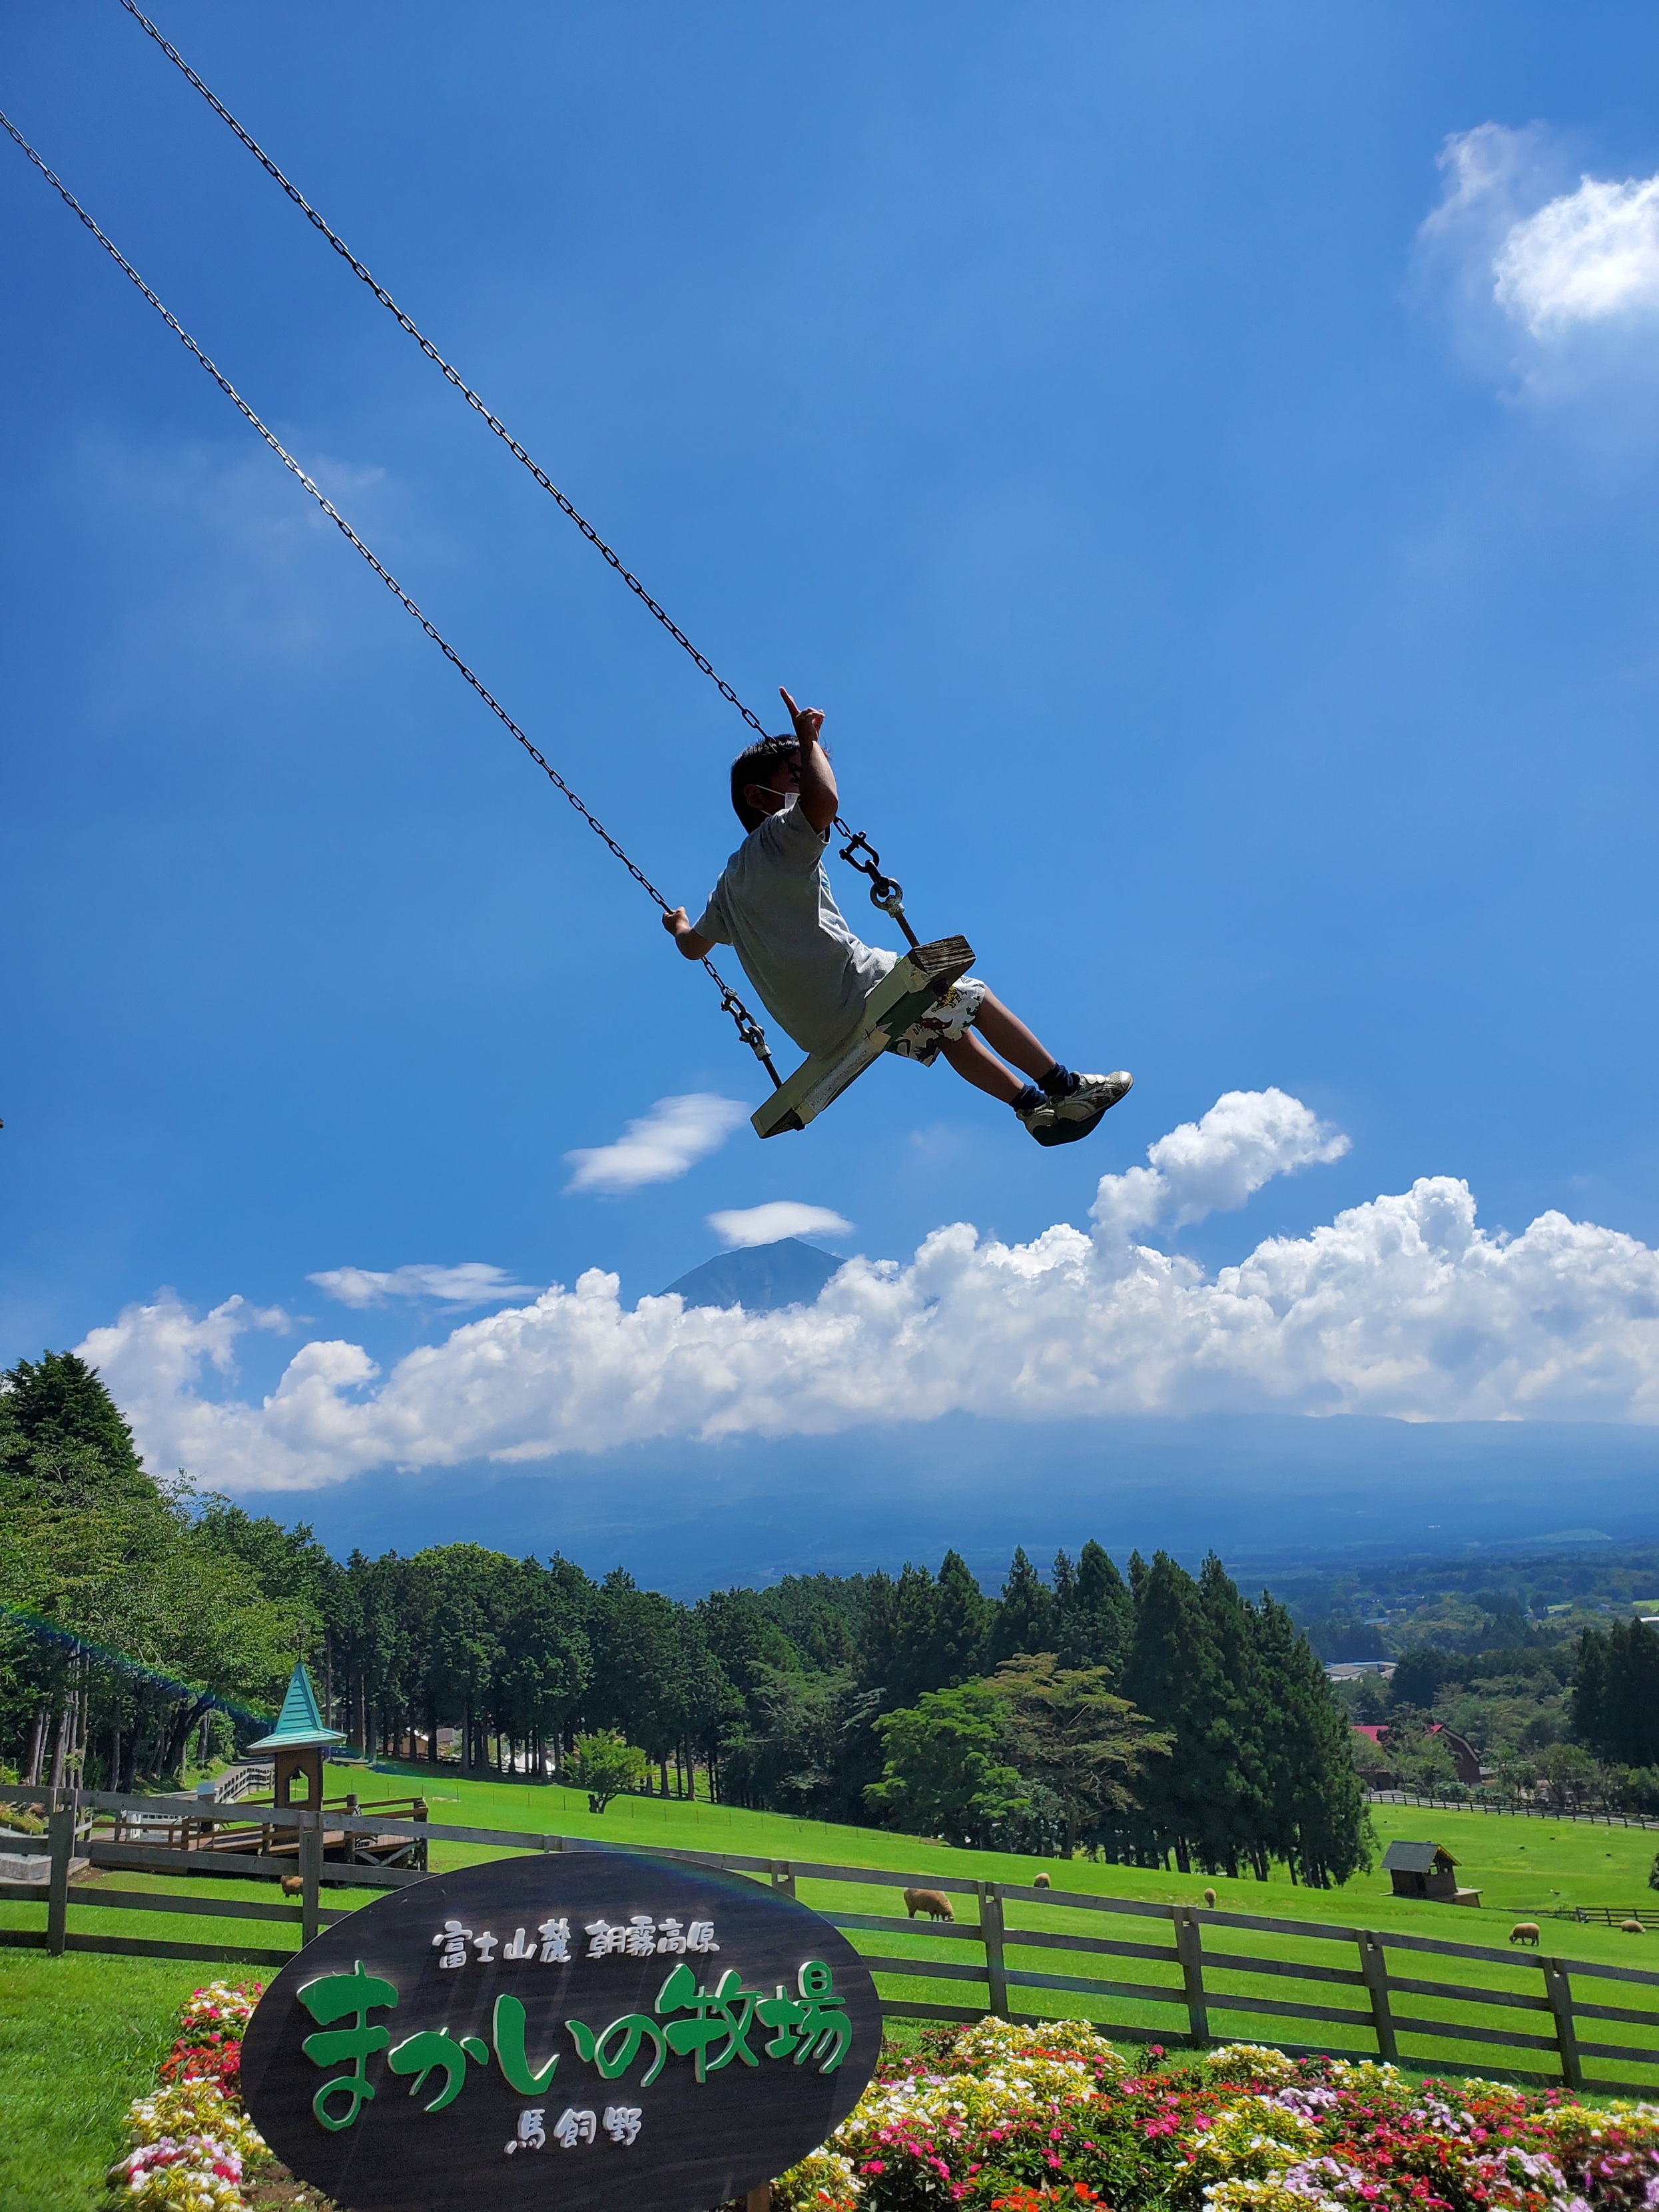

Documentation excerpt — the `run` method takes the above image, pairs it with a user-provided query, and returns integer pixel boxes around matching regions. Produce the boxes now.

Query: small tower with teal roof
[248,1660,346,1810]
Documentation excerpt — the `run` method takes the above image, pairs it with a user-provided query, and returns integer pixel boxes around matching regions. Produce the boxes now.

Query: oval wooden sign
[240,1850,882,2212]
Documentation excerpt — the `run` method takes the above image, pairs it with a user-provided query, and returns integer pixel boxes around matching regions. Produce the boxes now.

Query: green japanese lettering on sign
[492,1994,560,2093]
[296,1961,399,2132]
[564,2010,669,2085]
[655,1962,766,2082]
[296,1951,854,2131]
[386,2027,490,2113]
[756,1961,852,2073]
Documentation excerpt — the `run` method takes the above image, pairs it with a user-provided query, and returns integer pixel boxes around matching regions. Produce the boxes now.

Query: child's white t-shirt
[694,798,896,1056]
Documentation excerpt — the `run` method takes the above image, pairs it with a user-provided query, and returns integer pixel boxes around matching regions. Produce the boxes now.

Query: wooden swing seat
[752,935,975,1138]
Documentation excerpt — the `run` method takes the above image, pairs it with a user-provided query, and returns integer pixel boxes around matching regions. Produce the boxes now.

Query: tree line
[1336,1623,1659,1813]
[2,1350,1369,1883]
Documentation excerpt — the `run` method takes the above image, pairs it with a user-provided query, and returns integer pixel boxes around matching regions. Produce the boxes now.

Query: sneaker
[1018,1070,1134,1148]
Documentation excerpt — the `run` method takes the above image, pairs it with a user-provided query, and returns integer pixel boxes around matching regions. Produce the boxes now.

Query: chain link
[0,106,781,1088]
[115,0,772,741]
[834,823,920,950]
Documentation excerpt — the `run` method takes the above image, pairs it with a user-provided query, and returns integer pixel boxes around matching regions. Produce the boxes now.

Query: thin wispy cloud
[307,1263,534,1310]
[563,1094,749,1194]
[77,1088,1659,1494]
[706,1202,854,1251]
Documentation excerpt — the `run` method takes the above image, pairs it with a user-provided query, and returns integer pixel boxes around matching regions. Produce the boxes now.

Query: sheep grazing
[1509,1922,1541,1947]
[1032,1872,1051,1889]
[280,1873,304,1898]
[904,1888,955,1921]
[1622,1919,1646,1935]
[1203,1888,1217,1910]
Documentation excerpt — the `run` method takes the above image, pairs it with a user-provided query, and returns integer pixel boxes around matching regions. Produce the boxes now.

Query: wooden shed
[1382,1838,1481,1906]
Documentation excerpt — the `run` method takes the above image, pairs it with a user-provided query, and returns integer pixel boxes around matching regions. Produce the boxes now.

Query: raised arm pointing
[779,687,838,833]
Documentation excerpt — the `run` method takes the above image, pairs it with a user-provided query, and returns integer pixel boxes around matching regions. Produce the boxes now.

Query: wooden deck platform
[111,1795,428,1870]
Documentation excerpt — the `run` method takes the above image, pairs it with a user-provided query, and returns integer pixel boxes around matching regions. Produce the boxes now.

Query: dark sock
[1012,1082,1044,1114]
[1038,1062,1077,1098]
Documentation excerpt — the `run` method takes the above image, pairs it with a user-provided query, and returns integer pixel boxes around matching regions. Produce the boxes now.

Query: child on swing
[664,689,1132,1146]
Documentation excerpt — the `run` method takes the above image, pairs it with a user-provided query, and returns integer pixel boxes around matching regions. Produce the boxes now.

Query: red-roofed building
[1351,1720,1485,1787]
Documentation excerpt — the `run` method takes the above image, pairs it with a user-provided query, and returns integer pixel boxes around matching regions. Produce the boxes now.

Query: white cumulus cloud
[307,1263,535,1309]
[76,1088,1659,1493]
[1090,1088,1348,1245]
[1421,123,1659,350]
[707,1202,854,1250]
[563,1094,749,1195]
[1496,173,1659,334]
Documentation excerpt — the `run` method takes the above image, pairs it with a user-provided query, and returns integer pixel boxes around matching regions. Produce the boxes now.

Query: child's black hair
[729,735,799,833]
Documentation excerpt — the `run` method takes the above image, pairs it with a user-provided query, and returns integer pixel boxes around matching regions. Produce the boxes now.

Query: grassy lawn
[0,1949,210,2212]
[4,1775,1656,2207]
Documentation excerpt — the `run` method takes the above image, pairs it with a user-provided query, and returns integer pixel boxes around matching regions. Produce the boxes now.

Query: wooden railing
[5,1786,1658,2097]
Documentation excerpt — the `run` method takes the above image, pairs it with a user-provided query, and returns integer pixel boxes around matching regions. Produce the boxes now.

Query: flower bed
[106,1980,286,2211]
[105,1993,1659,2212]
[775,2022,1659,2212]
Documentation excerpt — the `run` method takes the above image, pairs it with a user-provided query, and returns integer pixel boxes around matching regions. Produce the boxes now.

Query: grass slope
[4,1774,1656,2207]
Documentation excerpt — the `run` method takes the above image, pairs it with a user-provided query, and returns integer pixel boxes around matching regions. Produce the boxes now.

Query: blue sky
[5,3,1659,1559]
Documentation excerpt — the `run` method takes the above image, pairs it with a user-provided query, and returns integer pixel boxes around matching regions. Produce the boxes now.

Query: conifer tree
[1121,1551,1228,1872]
[1197,1553,1269,1878]
[1573,1622,1659,1767]
[1062,1540,1134,1674]
[992,1546,1056,1660]
[1251,1592,1373,1887]
[934,1551,992,1684]
[1,1350,153,1501]
[886,1563,945,1706]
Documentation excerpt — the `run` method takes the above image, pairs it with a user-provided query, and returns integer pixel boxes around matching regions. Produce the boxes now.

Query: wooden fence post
[47,1804,74,1957]
[299,1814,323,1948]
[1173,1906,1208,2047]
[769,1860,795,1898]
[1542,1958,1583,2091]
[1357,1932,1398,2063]
[978,1882,1009,2019]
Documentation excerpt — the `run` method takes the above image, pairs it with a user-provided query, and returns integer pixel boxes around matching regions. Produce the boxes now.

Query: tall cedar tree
[992,1547,1056,1661]
[1251,1591,1373,1887]
[935,1551,993,1684]
[1121,1551,1233,1872]
[1063,1541,1134,1674]
[1197,1553,1269,1879]
[1573,1622,1659,1768]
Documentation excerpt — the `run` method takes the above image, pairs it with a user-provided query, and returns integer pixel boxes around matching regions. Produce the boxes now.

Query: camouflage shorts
[886,976,988,1066]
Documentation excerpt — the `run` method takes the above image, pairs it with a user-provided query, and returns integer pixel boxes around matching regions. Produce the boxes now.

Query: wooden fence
[5,1786,1658,2098]
[1369,1788,1659,1830]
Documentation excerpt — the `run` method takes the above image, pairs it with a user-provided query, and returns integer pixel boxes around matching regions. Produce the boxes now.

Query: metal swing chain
[116,0,771,737]
[0,109,781,1088]
[114,0,920,950]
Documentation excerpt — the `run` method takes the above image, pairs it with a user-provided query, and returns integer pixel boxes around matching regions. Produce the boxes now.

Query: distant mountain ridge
[661,1238,843,1313]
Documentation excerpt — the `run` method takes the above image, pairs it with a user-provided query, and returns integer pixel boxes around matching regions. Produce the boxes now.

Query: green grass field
[4,1776,1656,2212]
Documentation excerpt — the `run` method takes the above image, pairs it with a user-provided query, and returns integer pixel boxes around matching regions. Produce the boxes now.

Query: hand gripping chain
[0,107,781,1088]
